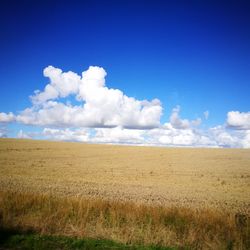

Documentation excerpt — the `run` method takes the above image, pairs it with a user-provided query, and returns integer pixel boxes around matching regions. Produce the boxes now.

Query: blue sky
[0,0,250,147]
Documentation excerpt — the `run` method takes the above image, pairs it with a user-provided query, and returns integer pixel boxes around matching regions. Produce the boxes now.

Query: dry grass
[0,190,249,249]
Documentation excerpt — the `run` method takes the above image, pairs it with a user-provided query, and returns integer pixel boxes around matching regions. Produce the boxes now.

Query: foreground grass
[0,230,174,250]
[0,191,249,249]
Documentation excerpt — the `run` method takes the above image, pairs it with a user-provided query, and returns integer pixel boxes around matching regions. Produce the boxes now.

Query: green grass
[0,228,177,250]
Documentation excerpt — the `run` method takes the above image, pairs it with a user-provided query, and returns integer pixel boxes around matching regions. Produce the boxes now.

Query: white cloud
[146,124,216,147]
[0,112,15,123]
[16,101,88,127]
[209,126,238,147]
[145,122,250,148]
[0,65,249,148]
[17,66,162,129]
[241,130,250,148]
[227,111,250,130]
[42,128,89,142]
[13,122,249,148]
[77,66,162,129]
[170,106,201,129]
[92,126,145,144]
[208,125,250,148]
[31,66,80,104]
[170,106,189,129]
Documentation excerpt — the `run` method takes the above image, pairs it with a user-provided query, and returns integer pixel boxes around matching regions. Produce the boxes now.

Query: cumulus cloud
[0,112,15,123]
[211,126,250,148]
[13,122,250,148]
[42,128,89,142]
[92,126,145,144]
[22,122,248,148]
[170,106,201,129]
[208,126,238,147]
[16,101,89,127]
[31,66,81,104]
[227,111,250,130]
[0,65,249,148]
[17,66,162,129]
[145,124,216,147]
[241,130,250,148]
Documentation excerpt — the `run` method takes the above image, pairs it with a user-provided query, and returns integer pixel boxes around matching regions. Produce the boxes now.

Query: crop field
[0,138,249,212]
[0,138,250,249]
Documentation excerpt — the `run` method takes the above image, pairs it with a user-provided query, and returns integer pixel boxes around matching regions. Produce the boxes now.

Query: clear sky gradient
[0,0,249,147]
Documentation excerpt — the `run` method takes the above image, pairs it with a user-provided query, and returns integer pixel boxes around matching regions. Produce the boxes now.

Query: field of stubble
[0,138,249,212]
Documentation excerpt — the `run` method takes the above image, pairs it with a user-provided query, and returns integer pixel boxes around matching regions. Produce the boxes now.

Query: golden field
[0,138,249,212]
[0,138,249,249]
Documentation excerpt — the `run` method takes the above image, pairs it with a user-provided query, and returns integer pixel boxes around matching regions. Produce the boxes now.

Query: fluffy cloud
[92,126,145,144]
[17,66,162,129]
[31,66,81,104]
[38,127,144,144]
[211,125,250,148]
[170,106,201,129]
[145,122,250,148]
[0,112,15,123]
[0,65,249,148]
[16,102,89,127]
[145,124,216,147]
[208,126,240,147]
[42,128,89,142]
[227,111,250,130]
[241,130,250,148]
[38,124,239,148]
[17,122,250,148]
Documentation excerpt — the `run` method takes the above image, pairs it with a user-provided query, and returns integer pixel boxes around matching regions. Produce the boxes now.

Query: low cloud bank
[1,65,249,148]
